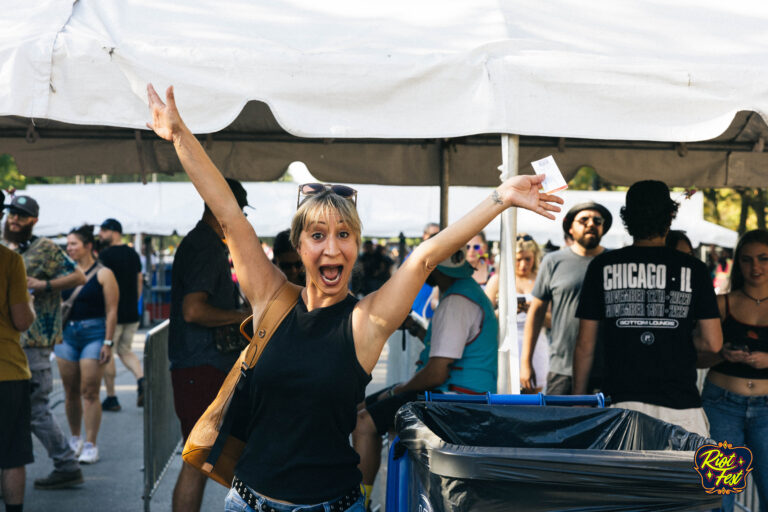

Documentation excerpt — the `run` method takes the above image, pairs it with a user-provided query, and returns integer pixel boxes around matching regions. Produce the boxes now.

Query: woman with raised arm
[146,84,562,512]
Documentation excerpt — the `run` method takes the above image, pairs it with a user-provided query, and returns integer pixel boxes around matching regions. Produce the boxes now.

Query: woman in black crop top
[702,229,768,511]
[147,84,563,511]
[55,225,119,465]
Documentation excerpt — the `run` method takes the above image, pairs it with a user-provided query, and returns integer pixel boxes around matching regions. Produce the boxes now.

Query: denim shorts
[54,318,106,362]
[224,486,365,512]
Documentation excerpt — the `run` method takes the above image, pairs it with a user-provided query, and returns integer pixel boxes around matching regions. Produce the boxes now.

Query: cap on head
[562,201,612,235]
[620,180,678,240]
[625,180,673,211]
[6,195,40,218]
[226,178,249,209]
[435,247,475,279]
[100,218,123,234]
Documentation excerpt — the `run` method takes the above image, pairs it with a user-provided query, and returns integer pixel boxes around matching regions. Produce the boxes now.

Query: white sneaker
[69,436,83,457]
[78,442,99,464]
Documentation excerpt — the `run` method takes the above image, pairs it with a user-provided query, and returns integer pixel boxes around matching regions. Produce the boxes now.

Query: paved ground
[5,329,390,512]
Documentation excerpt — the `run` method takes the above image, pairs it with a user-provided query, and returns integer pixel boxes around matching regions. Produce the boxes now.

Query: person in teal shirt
[353,246,498,496]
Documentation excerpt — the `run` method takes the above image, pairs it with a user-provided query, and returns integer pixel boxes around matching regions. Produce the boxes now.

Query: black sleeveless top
[234,294,371,504]
[712,295,768,380]
[61,263,105,321]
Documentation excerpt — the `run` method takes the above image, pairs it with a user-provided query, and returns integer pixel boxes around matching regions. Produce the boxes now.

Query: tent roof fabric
[3,1,768,186]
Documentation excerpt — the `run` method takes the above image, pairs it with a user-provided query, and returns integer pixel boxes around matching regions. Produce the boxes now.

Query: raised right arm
[146,84,285,312]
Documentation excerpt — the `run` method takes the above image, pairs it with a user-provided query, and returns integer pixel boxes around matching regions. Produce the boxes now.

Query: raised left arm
[353,174,562,372]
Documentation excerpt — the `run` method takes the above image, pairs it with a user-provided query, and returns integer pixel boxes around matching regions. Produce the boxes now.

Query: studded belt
[232,477,361,512]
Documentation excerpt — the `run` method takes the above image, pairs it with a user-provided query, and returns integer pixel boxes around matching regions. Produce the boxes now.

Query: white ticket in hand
[531,155,568,194]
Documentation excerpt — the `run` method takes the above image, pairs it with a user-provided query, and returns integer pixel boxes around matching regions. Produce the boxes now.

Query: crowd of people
[0,193,148,511]
[0,86,765,512]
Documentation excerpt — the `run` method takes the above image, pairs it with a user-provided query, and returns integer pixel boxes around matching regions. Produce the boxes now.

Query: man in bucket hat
[353,246,498,506]
[521,201,612,394]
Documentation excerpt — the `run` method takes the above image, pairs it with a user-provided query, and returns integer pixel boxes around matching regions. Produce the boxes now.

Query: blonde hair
[515,233,541,275]
[290,191,362,249]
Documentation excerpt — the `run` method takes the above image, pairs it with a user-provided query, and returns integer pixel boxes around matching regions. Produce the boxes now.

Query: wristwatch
[103,340,114,348]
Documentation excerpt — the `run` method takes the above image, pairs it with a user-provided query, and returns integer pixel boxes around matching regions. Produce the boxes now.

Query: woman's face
[516,250,535,278]
[466,235,486,265]
[297,211,358,298]
[739,242,768,287]
[66,234,89,261]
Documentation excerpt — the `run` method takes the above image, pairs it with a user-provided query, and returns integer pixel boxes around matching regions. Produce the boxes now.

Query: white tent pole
[439,140,450,229]
[498,134,520,394]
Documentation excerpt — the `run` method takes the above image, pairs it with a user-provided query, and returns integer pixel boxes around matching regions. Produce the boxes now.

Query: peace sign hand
[146,84,186,143]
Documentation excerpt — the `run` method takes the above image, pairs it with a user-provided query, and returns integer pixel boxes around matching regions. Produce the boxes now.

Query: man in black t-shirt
[98,218,145,411]
[168,179,250,512]
[573,181,722,436]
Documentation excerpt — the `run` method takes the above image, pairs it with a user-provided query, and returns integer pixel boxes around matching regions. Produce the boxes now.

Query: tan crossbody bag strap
[189,280,302,483]
[240,281,302,369]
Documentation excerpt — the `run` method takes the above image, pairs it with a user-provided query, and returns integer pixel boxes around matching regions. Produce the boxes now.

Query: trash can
[386,395,721,512]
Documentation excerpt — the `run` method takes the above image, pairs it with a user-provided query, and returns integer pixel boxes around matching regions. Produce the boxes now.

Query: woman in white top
[486,233,549,392]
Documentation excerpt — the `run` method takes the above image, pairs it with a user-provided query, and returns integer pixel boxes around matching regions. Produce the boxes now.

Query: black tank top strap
[724,293,731,318]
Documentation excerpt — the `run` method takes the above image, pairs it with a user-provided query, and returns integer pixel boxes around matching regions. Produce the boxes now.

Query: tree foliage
[0,154,27,190]
[570,165,764,237]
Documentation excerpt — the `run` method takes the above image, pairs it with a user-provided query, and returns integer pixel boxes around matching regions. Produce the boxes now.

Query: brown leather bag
[181,281,302,487]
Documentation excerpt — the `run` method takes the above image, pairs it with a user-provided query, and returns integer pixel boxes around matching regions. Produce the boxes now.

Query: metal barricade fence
[142,320,182,512]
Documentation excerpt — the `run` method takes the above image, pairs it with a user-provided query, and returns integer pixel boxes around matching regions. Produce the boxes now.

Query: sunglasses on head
[278,261,303,271]
[516,234,533,242]
[575,216,604,226]
[297,183,357,208]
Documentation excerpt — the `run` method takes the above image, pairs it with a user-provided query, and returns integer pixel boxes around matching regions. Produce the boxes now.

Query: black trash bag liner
[394,402,721,512]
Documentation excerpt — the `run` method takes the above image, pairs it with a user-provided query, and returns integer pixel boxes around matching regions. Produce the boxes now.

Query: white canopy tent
[3,0,768,393]
[17,182,738,248]
[2,1,768,188]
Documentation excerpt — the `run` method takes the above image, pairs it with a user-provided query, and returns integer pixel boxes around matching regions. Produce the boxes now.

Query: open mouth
[319,265,343,286]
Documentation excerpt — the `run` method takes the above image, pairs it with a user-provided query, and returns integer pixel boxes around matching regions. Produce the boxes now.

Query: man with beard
[520,201,611,395]
[573,181,721,436]
[2,195,86,490]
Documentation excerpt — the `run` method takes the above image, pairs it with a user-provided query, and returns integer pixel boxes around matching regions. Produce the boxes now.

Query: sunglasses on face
[467,244,483,251]
[516,234,533,242]
[296,183,358,208]
[7,211,31,220]
[575,216,604,226]
[278,261,303,271]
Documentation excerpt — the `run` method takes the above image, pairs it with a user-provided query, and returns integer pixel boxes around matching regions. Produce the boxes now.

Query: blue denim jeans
[224,487,365,512]
[702,381,768,512]
[54,318,106,361]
